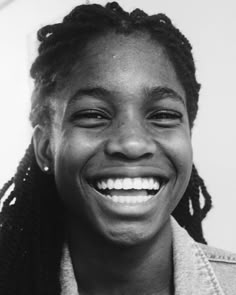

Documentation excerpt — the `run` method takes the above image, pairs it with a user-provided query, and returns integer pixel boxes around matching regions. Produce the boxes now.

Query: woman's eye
[70,110,110,127]
[148,110,182,126]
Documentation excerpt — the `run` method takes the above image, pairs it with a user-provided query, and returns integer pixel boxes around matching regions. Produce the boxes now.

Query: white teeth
[96,177,160,191]
[133,178,142,189]
[114,179,122,189]
[149,178,154,187]
[101,181,107,190]
[94,177,164,204]
[107,195,153,204]
[154,181,160,190]
[123,178,132,189]
[142,178,149,189]
[107,179,113,190]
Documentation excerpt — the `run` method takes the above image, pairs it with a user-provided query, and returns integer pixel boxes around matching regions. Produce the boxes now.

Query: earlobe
[33,125,53,174]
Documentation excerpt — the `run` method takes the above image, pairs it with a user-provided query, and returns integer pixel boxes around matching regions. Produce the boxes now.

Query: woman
[0,2,235,294]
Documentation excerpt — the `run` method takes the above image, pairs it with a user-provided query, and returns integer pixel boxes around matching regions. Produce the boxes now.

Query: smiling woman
[0,2,235,295]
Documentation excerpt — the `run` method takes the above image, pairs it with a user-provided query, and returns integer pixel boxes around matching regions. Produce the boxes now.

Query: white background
[0,0,235,251]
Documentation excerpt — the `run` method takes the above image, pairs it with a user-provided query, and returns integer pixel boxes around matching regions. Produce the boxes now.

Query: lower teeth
[107,195,153,204]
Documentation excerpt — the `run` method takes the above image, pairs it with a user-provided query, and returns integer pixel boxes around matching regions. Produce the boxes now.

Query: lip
[86,166,169,184]
[85,178,167,218]
[91,183,166,204]
[84,166,169,211]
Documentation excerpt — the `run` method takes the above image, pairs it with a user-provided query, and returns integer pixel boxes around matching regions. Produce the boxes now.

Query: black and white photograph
[0,0,235,294]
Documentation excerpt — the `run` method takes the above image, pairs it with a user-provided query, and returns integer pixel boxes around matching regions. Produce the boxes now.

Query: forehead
[56,31,185,104]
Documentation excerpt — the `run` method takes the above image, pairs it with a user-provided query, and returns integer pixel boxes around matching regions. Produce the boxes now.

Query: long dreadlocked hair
[0,2,212,294]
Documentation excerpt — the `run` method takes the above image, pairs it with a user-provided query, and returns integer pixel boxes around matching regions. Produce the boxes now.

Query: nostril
[104,138,156,160]
[107,150,154,161]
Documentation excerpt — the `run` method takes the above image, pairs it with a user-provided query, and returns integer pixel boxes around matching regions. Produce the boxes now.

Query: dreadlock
[0,2,212,294]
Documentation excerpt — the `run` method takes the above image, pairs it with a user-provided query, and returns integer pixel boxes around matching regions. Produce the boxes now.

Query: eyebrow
[67,87,111,108]
[67,86,185,108]
[145,86,185,106]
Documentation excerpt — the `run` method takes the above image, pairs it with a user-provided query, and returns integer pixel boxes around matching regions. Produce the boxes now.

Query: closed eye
[147,110,182,127]
[70,109,110,128]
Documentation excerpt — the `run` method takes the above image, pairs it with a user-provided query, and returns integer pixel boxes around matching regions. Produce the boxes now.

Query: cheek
[53,130,102,185]
[52,130,104,217]
[160,128,193,179]
[158,129,193,213]
[173,132,192,170]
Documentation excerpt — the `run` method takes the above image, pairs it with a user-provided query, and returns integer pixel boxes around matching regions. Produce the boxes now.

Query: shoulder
[198,243,236,264]
[198,243,236,294]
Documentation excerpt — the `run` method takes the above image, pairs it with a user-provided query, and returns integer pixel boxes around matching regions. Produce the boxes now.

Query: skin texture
[34,32,193,295]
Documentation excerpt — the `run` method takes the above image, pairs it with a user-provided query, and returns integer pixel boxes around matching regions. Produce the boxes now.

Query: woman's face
[49,32,192,245]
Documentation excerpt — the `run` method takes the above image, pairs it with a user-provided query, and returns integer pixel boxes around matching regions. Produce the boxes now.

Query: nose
[104,120,156,160]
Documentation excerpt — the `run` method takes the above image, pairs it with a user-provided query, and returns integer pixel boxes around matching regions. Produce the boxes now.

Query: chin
[99,220,165,247]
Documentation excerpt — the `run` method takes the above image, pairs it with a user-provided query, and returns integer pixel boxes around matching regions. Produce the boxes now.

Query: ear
[33,125,54,174]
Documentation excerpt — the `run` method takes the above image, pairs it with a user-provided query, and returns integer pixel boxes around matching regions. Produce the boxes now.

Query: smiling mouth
[91,177,165,204]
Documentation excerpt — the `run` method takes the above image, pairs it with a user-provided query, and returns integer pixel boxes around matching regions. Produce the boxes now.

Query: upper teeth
[96,177,160,190]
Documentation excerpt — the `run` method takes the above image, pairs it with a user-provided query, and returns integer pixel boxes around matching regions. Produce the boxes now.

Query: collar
[60,217,225,295]
[171,217,224,295]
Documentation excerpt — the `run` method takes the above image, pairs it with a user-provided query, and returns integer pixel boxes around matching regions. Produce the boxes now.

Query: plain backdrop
[0,0,235,251]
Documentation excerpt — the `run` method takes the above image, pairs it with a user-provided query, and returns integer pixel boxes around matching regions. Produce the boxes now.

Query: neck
[66,217,173,295]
